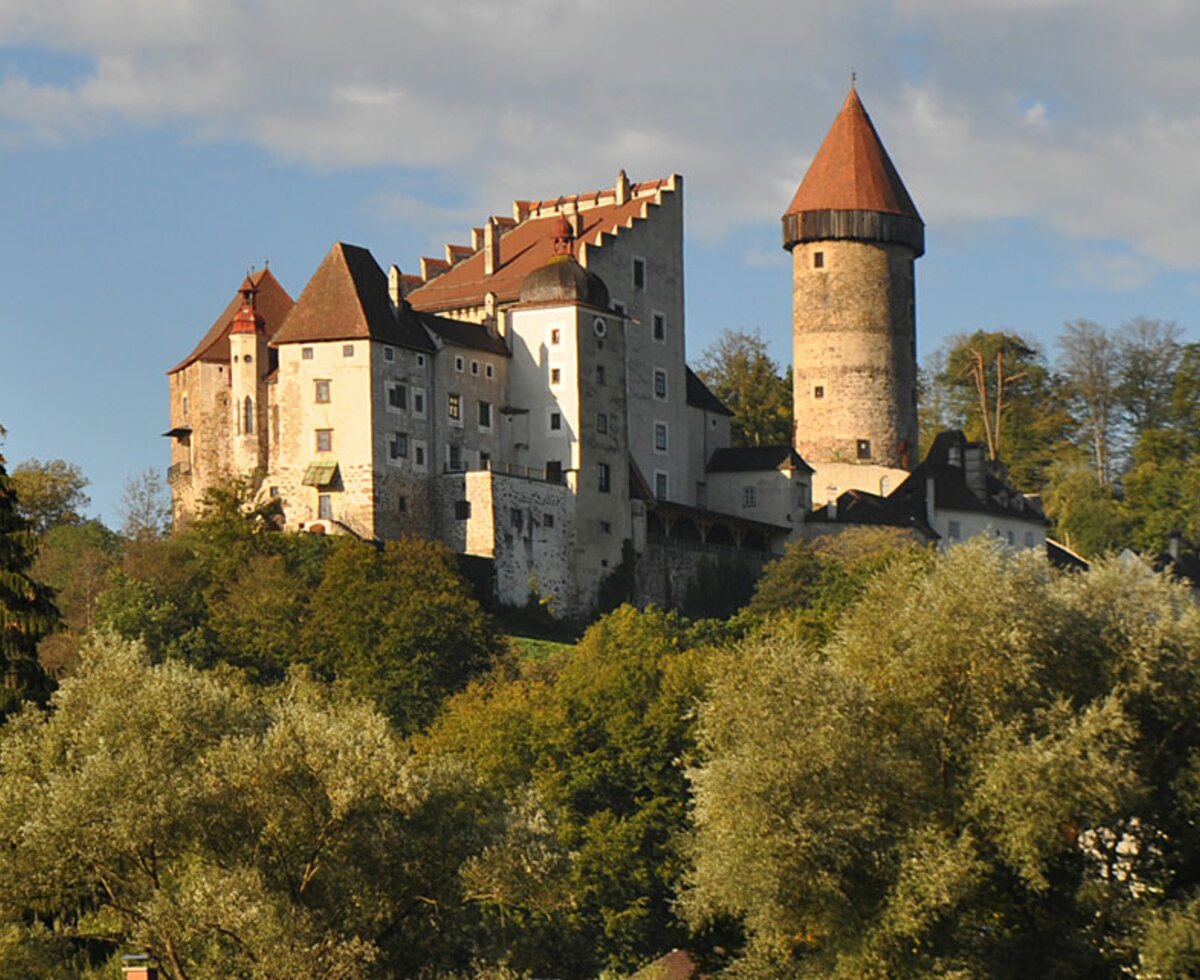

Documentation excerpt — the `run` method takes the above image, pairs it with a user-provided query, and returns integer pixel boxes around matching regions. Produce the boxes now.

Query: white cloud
[1,0,1199,271]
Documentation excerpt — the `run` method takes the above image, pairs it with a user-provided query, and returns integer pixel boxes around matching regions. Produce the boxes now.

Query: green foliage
[0,632,481,977]
[301,536,500,732]
[9,457,91,533]
[696,329,792,447]
[0,451,57,715]
[681,553,756,621]
[686,540,1200,977]
[1042,462,1130,557]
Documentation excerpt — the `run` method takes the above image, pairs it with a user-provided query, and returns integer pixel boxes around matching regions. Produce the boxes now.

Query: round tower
[228,276,268,475]
[784,84,923,471]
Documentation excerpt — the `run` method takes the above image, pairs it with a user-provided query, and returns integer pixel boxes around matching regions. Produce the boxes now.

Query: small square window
[653,312,665,342]
[316,429,332,453]
[315,379,330,404]
[454,500,471,520]
[654,369,667,400]
[600,520,612,534]
[383,346,395,362]
[343,344,354,358]
[856,439,871,460]
[485,363,494,379]
[269,485,280,498]
[390,432,409,460]
[612,300,627,316]
[302,347,314,360]
[551,368,561,384]
[814,385,825,399]
[455,356,464,372]
[388,383,407,411]
[813,251,825,269]
[597,412,608,434]
[448,393,461,421]
[550,412,562,431]
[543,513,555,528]
[633,257,646,290]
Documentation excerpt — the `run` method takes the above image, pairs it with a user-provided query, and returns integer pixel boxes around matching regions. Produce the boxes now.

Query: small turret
[228,274,269,474]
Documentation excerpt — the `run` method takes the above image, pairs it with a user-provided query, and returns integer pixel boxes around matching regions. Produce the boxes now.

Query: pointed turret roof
[784,86,921,221]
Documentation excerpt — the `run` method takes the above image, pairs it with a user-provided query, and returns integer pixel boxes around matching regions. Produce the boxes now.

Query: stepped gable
[169,268,293,373]
[785,86,921,221]
[270,242,435,351]
[406,176,678,314]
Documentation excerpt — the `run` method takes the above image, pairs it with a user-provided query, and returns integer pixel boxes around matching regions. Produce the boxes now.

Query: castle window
[600,520,612,534]
[414,441,426,470]
[598,462,611,493]
[343,344,354,358]
[550,328,561,345]
[857,439,871,460]
[742,486,757,509]
[612,300,627,317]
[653,368,668,400]
[511,507,523,530]
[596,365,606,386]
[471,360,479,375]
[597,412,608,434]
[455,355,464,372]
[243,397,254,435]
[182,396,189,419]
[549,412,562,431]
[413,388,426,418]
[546,460,563,483]
[480,451,490,469]
[302,347,313,360]
[543,513,555,528]
[813,251,825,269]
[398,495,408,513]
[387,382,407,411]
[318,494,332,520]
[454,500,471,520]
[315,379,330,404]
[316,429,332,452]
[448,444,463,471]
[655,471,668,500]
[448,392,462,422]
[654,421,668,452]
[551,368,561,384]
[417,354,426,368]
[653,312,666,342]
[390,432,408,460]
[485,363,494,379]
[478,400,492,430]
[814,385,825,399]
[384,346,395,362]
[633,257,646,290]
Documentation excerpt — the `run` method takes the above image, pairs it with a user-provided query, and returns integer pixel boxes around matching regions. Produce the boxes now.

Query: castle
[166,85,1045,618]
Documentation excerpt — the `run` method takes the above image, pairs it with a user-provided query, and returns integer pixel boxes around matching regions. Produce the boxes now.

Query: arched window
[244,396,254,435]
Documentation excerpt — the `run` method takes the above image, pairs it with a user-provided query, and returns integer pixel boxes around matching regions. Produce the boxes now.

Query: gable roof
[418,310,510,356]
[270,242,435,351]
[406,177,677,314]
[685,367,734,417]
[784,86,921,221]
[707,444,813,474]
[169,268,293,374]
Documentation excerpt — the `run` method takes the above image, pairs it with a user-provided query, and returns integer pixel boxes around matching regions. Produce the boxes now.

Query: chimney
[122,954,158,980]
[388,265,403,308]
[925,475,937,530]
[484,218,500,276]
[615,169,631,205]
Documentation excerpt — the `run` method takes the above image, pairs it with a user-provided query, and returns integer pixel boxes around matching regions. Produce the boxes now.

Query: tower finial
[850,69,857,89]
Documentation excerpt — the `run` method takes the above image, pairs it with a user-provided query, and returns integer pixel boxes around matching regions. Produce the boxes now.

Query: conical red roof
[784,87,921,221]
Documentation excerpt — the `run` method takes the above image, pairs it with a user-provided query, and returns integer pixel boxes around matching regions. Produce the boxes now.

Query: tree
[0,448,57,716]
[9,458,90,533]
[1059,319,1118,485]
[0,633,480,977]
[686,541,1200,977]
[1115,317,1182,442]
[696,329,792,447]
[118,467,171,541]
[1041,461,1129,557]
[301,537,500,732]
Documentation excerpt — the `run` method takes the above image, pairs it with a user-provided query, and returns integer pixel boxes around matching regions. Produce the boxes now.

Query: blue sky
[1,1,1197,525]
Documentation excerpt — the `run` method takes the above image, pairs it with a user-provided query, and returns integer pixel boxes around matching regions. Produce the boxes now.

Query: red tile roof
[407,178,675,314]
[784,87,921,221]
[168,268,293,374]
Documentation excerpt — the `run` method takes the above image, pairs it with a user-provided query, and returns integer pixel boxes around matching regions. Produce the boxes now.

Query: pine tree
[0,441,57,716]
